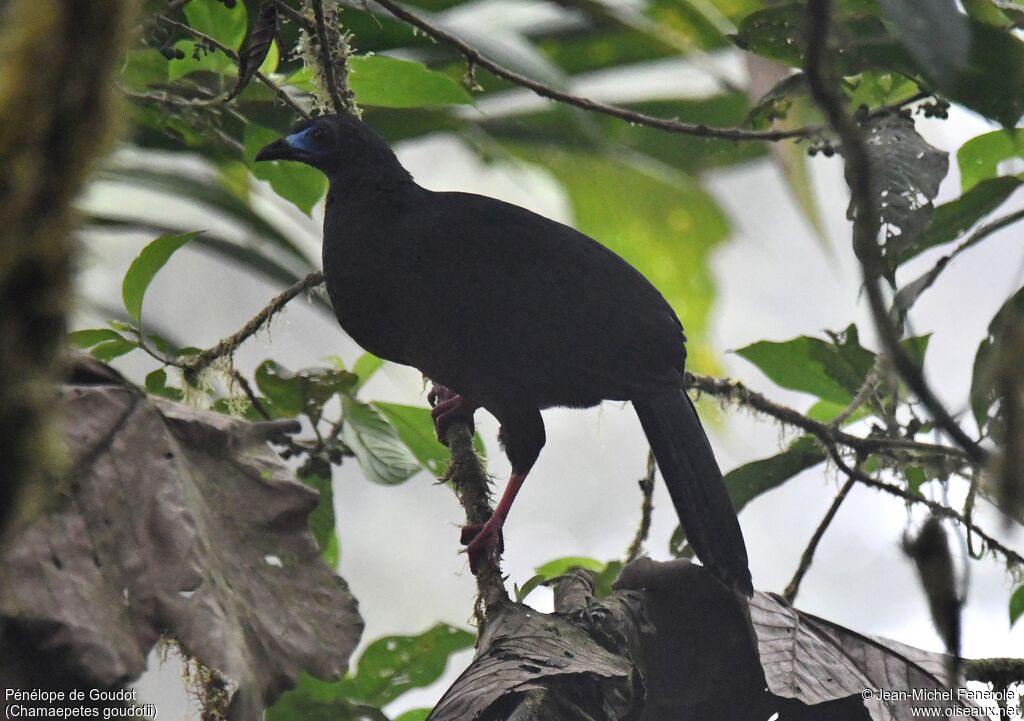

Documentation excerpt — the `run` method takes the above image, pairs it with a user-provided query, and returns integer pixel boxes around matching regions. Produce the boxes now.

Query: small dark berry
[823,146,835,157]
[174,48,186,59]
[808,147,819,156]
[160,46,176,60]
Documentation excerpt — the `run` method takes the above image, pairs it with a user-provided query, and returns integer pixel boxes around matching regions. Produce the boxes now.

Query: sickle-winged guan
[256,113,752,596]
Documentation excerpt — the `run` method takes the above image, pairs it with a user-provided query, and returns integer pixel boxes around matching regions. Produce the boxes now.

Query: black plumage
[256,113,752,596]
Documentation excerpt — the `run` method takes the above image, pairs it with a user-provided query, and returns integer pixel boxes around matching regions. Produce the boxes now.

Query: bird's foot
[428,384,476,445]
[461,517,504,574]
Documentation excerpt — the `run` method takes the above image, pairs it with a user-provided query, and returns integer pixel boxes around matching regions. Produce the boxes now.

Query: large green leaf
[348,55,473,108]
[726,436,827,512]
[860,114,948,268]
[733,3,916,76]
[735,325,875,405]
[506,146,729,368]
[734,2,1024,125]
[254,361,358,420]
[122,231,203,323]
[371,402,450,476]
[302,472,340,568]
[1011,584,1024,627]
[878,0,970,82]
[244,125,328,215]
[166,39,235,81]
[900,176,1022,263]
[341,397,422,485]
[340,624,474,706]
[183,0,248,49]
[958,129,1024,192]
[970,286,1024,429]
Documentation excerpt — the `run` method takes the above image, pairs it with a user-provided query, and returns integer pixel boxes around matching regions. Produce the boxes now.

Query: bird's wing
[397,191,687,403]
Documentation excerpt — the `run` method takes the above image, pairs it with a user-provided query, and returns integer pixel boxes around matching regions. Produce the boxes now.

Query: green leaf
[255,361,358,420]
[862,114,949,267]
[970,286,1024,428]
[946,22,1024,127]
[878,0,970,82]
[806,399,870,424]
[243,124,328,215]
[519,557,621,599]
[89,338,139,362]
[1011,585,1024,627]
[166,39,235,81]
[735,326,875,404]
[534,556,606,577]
[348,55,473,108]
[183,0,248,49]
[122,232,202,323]
[145,369,184,401]
[372,402,449,476]
[267,674,382,721]
[727,436,826,513]
[302,472,340,567]
[352,353,384,390]
[901,176,1022,264]
[342,397,422,485]
[514,574,547,602]
[901,334,931,369]
[68,328,125,349]
[342,624,474,706]
[733,3,915,76]
[958,129,1024,192]
[394,710,431,721]
[121,49,168,90]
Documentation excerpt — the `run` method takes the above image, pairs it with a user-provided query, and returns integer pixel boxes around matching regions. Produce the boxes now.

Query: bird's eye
[312,127,329,141]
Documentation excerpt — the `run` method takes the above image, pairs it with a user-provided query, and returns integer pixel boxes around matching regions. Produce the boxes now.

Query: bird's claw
[428,384,476,445]
[461,519,504,574]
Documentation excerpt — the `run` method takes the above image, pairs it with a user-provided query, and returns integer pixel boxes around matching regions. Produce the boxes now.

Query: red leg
[463,470,528,573]
[428,384,477,445]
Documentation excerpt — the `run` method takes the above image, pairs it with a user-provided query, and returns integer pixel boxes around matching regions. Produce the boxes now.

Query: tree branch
[625,448,656,563]
[307,0,350,114]
[801,0,986,465]
[829,450,1023,569]
[685,372,974,468]
[178,272,324,375]
[154,14,310,119]
[369,0,816,143]
[442,421,509,619]
[783,476,855,602]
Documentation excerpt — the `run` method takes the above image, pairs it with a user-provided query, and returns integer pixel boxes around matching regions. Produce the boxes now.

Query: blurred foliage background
[47,0,1024,716]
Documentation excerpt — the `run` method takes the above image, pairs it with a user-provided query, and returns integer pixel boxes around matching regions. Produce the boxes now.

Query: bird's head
[255,113,411,185]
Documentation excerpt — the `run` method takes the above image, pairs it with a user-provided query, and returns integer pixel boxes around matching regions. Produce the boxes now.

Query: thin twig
[308,0,348,113]
[179,272,324,374]
[369,0,815,143]
[685,372,973,466]
[783,476,856,602]
[442,421,509,619]
[802,0,986,465]
[625,448,656,563]
[896,209,1024,318]
[830,357,885,427]
[154,14,310,119]
[829,450,1023,568]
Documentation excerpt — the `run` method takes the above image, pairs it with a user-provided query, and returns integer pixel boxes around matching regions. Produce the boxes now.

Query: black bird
[256,113,753,596]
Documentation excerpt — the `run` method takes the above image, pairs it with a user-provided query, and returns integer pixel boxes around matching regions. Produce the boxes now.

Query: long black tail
[634,389,752,596]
